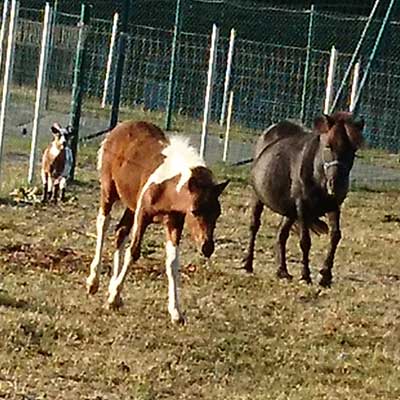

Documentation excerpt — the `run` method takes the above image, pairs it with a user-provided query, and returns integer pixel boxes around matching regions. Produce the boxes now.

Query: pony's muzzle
[201,240,214,258]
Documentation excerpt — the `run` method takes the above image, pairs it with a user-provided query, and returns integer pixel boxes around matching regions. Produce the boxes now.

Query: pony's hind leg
[86,181,117,295]
[276,216,295,280]
[107,208,149,309]
[108,208,135,308]
[243,196,264,273]
[320,210,341,287]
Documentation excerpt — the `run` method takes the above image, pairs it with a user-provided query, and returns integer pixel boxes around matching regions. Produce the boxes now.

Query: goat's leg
[59,177,67,202]
[164,213,185,324]
[86,207,111,295]
[276,216,295,280]
[52,183,60,204]
[320,210,341,287]
[243,195,264,273]
[41,173,48,203]
[107,209,149,309]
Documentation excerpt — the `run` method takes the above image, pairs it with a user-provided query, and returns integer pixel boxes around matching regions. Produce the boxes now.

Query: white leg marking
[109,236,128,290]
[87,210,110,293]
[108,245,131,306]
[59,177,67,191]
[165,240,183,323]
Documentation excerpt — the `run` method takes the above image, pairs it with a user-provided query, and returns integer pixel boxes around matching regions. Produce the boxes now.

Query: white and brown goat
[41,123,74,203]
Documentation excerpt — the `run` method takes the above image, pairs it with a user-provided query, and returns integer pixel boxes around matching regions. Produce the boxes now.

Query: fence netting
[1,0,400,190]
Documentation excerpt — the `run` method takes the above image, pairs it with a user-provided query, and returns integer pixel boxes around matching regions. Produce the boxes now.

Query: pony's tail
[292,218,329,235]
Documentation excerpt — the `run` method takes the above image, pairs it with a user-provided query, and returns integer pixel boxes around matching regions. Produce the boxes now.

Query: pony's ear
[314,114,335,133]
[345,117,365,150]
[214,179,230,197]
[50,123,62,134]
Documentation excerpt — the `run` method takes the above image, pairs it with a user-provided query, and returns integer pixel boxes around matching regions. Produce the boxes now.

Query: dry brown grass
[0,143,400,400]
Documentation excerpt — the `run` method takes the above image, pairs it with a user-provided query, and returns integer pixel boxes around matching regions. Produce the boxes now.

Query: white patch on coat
[49,142,61,158]
[97,141,105,171]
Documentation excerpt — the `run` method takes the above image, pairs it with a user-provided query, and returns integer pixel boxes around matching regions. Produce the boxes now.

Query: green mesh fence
[2,1,400,188]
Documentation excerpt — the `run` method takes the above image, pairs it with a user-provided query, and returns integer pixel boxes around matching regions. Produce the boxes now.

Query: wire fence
[1,1,400,190]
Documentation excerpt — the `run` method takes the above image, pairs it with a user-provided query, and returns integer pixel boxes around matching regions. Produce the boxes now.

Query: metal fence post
[109,0,130,129]
[352,0,396,116]
[324,46,337,114]
[220,28,235,126]
[164,0,182,131]
[28,2,52,185]
[0,0,18,185]
[330,0,381,112]
[101,12,119,109]
[300,4,314,123]
[200,24,219,159]
[69,3,90,181]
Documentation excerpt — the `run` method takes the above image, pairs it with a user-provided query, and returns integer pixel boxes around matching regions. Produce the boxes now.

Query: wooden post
[101,12,119,108]
[223,91,234,163]
[28,3,52,184]
[0,0,18,184]
[349,62,360,112]
[220,28,235,126]
[200,24,219,159]
[324,45,337,114]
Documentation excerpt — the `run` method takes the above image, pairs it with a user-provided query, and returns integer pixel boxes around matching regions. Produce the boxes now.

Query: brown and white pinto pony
[86,121,229,323]
[41,123,73,203]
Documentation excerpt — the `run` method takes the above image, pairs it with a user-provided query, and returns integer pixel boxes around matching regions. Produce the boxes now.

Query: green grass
[1,144,400,399]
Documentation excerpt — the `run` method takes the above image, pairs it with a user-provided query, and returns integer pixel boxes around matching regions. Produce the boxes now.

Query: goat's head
[51,123,73,150]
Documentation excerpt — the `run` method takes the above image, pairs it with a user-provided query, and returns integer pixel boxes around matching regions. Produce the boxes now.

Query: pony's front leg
[107,210,149,309]
[320,210,341,287]
[164,213,185,324]
[87,208,111,295]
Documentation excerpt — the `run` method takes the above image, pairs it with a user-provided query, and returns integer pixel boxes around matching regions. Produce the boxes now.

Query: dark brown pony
[243,112,364,286]
[86,121,229,323]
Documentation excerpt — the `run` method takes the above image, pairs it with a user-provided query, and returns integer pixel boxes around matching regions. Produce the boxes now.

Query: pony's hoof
[106,294,124,310]
[171,315,186,325]
[300,275,312,284]
[276,269,293,280]
[86,277,99,295]
[319,269,332,288]
[242,258,254,273]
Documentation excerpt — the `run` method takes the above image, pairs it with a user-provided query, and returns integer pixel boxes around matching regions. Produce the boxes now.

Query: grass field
[0,139,400,399]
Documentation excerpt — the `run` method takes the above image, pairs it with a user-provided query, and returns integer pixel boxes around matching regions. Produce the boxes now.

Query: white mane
[146,135,206,191]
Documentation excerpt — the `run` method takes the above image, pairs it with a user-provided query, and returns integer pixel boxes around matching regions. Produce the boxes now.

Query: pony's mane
[159,136,206,191]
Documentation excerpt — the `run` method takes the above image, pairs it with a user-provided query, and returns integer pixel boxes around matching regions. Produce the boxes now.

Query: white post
[200,24,219,159]
[0,0,10,71]
[0,0,18,184]
[349,61,360,112]
[324,45,337,114]
[101,12,119,108]
[222,91,234,163]
[219,28,235,126]
[28,3,52,185]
